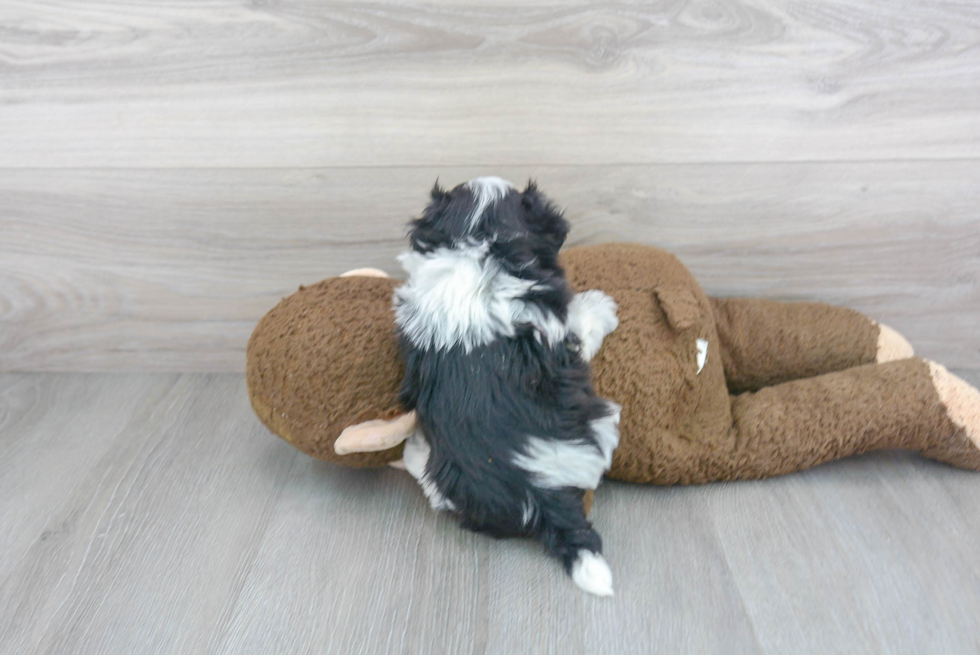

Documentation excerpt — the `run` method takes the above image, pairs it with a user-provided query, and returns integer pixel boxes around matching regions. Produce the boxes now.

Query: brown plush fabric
[246,243,980,483]
[562,244,733,484]
[710,298,879,393]
[247,276,405,467]
[714,358,975,483]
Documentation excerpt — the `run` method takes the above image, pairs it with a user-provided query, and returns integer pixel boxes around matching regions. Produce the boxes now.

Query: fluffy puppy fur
[393,177,621,596]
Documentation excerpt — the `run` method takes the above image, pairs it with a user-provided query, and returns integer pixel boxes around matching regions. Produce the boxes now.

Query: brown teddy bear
[246,243,980,502]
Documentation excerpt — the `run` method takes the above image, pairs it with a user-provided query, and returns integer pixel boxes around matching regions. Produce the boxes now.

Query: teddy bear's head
[246,274,406,467]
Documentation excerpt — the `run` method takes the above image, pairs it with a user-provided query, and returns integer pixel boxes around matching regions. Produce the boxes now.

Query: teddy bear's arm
[709,297,912,393]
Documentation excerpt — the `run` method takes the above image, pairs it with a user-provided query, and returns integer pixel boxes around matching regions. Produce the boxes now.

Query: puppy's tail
[540,508,613,597]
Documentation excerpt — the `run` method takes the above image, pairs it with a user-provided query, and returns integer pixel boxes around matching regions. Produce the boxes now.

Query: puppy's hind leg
[536,490,614,596]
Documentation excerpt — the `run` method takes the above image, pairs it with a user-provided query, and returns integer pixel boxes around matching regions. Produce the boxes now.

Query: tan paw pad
[929,361,980,449]
[876,323,915,363]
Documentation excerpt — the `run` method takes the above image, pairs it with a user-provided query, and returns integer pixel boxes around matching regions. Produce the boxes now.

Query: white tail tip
[571,550,614,597]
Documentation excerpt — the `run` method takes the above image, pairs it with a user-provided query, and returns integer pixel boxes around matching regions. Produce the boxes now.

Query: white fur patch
[567,290,619,361]
[402,431,455,511]
[394,245,568,352]
[696,338,708,374]
[571,550,614,597]
[518,303,569,348]
[464,176,515,232]
[521,495,536,528]
[590,402,621,467]
[512,402,621,490]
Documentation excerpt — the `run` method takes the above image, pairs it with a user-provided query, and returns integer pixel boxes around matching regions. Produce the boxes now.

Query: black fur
[397,179,614,577]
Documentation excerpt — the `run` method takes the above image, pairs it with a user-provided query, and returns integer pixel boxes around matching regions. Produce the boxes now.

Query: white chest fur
[394,245,566,352]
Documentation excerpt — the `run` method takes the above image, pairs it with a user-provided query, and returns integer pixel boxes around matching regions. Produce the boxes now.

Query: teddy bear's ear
[654,287,702,332]
[333,411,418,455]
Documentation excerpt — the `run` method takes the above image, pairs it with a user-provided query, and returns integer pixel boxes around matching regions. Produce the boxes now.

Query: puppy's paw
[568,290,619,362]
[571,550,614,597]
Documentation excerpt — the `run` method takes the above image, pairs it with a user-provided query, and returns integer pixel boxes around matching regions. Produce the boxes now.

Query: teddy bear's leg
[722,358,980,481]
[709,297,913,393]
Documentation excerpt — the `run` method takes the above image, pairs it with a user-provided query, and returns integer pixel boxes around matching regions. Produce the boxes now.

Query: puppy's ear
[430,180,450,203]
[520,179,543,213]
[521,179,569,248]
[408,181,454,252]
[334,411,418,455]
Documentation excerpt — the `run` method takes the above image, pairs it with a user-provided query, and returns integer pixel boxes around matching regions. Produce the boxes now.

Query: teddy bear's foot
[926,362,980,469]
[876,323,914,363]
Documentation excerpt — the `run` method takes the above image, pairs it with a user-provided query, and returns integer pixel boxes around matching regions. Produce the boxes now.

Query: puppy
[393,177,621,596]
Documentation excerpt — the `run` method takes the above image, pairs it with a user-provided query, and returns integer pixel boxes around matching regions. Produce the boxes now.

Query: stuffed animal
[247,243,980,500]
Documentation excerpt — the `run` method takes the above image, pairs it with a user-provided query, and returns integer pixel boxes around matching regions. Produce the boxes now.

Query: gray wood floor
[2,371,980,655]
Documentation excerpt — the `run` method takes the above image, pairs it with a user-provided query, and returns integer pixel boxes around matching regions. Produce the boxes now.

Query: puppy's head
[408,177,569,277]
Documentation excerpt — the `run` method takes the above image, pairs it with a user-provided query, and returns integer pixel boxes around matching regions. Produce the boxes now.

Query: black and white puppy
[393,177,621,596]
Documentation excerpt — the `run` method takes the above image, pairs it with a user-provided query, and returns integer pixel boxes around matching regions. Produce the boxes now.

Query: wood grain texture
[1,372,979,654]
[3,2,979,651]
[0,373,299,655]
[2,0,980,167]
[2,164,978,371]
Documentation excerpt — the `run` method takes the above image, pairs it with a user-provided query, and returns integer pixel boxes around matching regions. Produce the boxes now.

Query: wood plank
[0,374,177,581]
[711,450,980,653]
[209,455,492,654]
[213,452,765,655]
[0,373,298,655]
[2,0,980,167]
[478,483,773,654]
[2,372,978,654]
[2,163,977,371]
